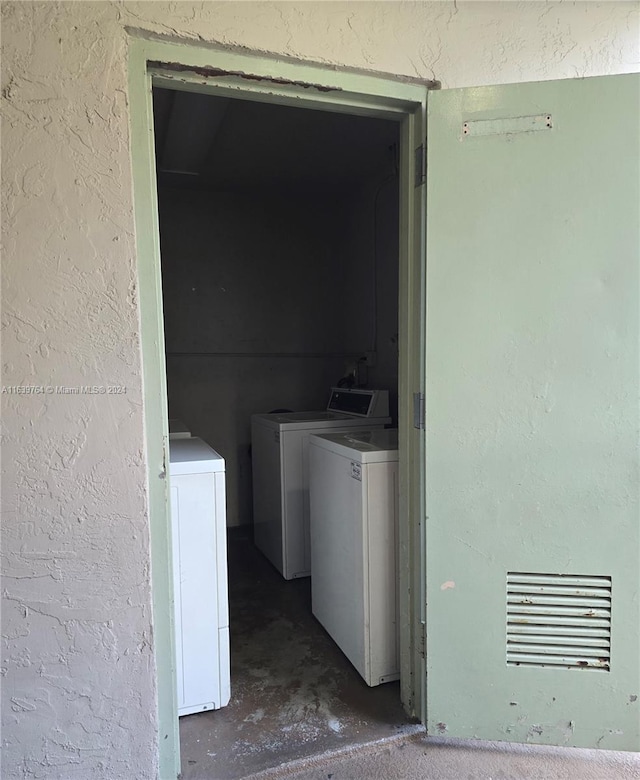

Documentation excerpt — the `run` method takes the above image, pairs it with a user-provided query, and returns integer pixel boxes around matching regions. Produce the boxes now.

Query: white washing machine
[309,428,399,687]
[251,388,391,580]
[169,437,230,715]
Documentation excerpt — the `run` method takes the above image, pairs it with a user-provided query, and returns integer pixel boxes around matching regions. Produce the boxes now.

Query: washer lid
[269,411,339,422]
[309,429,399,463]
[252,411,391,431]
[169,437,225,474]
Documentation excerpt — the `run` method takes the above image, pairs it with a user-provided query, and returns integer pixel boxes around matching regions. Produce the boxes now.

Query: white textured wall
[2,2,638,779]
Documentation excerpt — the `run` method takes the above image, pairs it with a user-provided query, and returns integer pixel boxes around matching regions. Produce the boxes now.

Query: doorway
[128,39,429,780]
[153,88,417,778]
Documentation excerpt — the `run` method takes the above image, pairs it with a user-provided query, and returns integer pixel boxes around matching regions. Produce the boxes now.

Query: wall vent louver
[507,572,611,671]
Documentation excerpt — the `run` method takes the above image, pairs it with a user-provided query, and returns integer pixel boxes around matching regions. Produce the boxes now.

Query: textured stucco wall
[2,2,638,779]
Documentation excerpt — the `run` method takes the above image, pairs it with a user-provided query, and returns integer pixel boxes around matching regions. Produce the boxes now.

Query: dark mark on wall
[148,61,342,93]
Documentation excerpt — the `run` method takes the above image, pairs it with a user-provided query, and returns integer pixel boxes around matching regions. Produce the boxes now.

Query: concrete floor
[179,529,419,780]
[243,733,640,780]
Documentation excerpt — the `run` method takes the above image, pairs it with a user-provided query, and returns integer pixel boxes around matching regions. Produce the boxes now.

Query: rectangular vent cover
[507,572,611,671]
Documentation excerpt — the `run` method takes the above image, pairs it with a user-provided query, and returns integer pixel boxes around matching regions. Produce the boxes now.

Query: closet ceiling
[153,87,398,192]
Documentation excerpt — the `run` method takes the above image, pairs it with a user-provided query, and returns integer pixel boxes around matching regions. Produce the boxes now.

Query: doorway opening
[152,86,420,778]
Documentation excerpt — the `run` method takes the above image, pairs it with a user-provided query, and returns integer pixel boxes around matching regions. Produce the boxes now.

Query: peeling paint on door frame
[148,60,344,93]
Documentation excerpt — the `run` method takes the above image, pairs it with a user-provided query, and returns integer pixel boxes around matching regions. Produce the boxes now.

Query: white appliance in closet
[251,388,390,580]
[309,428,399,687]
[169,437,230,716]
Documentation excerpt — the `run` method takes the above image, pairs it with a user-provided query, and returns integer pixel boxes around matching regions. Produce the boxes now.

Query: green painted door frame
[128,36,430,779]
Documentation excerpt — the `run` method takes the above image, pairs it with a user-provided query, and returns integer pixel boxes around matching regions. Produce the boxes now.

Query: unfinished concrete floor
[243,732,640,780]
[179,529,419,780]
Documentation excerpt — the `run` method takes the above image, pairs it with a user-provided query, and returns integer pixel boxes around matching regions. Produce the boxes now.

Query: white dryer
[309,429,399,687]
[251,388,391,580]
[169,437,230,715]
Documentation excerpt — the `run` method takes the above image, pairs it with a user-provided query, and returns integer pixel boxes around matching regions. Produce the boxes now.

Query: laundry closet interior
[153,85,416,778]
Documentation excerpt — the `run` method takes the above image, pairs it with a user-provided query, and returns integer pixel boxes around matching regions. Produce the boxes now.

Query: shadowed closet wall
[158,169,399,527]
